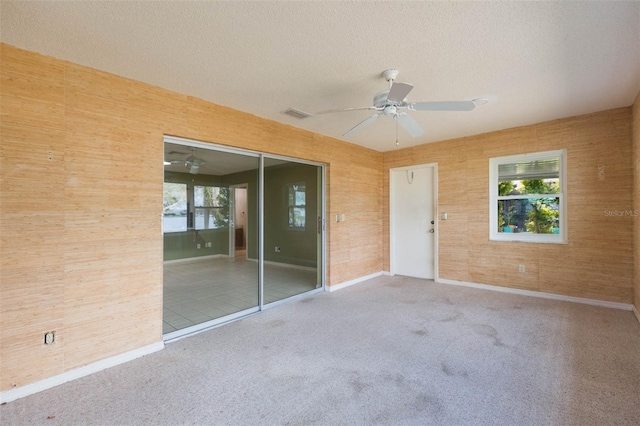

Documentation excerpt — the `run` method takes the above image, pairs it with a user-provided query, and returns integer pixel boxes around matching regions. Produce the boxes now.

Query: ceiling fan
[164,148,206,174]
[318,69,478,141]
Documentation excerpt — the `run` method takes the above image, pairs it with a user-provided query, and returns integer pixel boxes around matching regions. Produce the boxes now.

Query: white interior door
[390,165,435,279]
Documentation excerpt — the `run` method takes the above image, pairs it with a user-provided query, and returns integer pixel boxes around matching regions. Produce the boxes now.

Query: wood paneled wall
[633,91,640,312]
[0,44,383,391]
[1,42,634,394]
[384,108,635,304]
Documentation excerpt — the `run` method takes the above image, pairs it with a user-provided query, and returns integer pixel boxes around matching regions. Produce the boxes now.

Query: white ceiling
[2,1,639,152]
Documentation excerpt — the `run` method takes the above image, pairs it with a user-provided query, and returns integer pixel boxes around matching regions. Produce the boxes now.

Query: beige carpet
[2,275,639,425]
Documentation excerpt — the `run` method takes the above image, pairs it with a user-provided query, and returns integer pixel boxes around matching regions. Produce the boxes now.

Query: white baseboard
[164,254,227,264]
[633,306,640,323]
[437,278,634,311]
[263,260,316,272]
[0,341,164,404]
[327,271,383,292]
[246,258,317,271]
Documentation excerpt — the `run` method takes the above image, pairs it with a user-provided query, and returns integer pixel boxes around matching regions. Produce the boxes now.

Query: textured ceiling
[2,1,639,152]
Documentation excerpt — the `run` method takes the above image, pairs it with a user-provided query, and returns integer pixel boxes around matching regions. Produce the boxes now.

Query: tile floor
[163,254,318,334]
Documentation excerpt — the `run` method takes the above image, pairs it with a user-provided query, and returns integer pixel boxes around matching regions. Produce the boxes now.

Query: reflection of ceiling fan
[164,148,206,174]
[318,69,478,141]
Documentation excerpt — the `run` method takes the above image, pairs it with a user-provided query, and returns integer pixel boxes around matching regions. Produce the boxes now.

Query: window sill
[490,235,567,244]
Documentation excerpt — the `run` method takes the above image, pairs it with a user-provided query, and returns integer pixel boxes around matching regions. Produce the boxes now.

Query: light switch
[441,213,448,220]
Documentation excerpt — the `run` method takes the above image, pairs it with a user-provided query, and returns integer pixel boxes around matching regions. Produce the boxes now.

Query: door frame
[389,163,438,280]
[163,135,326,341]
[228,184,248,258]
[258,154,326,301]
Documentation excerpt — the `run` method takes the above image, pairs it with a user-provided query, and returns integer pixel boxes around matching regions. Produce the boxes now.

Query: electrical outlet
[197,243,201,249]
[519,265,525,273]
[44,331,55,345]
[275,246,281,253]
[205,242,211,248]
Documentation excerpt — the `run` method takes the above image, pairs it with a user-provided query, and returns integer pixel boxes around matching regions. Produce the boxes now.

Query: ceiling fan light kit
[318,69,478,146]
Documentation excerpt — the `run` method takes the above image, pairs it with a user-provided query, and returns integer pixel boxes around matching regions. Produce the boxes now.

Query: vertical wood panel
[0,42,67,389]
[0,45,65,130]
[61,63,167,373]
[632,91,640,311]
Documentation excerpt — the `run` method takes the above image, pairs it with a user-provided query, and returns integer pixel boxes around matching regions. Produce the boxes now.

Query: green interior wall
[263,162,319,268]
[163,228,230,261]
[163,171,230,261]
[164,159,319,268]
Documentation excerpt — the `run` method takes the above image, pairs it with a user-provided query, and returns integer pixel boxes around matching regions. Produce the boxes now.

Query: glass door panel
[163,141,259,335]
[263,158,322,304]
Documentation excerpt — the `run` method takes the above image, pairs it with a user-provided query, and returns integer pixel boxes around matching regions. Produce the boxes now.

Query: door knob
[431,220,434,224]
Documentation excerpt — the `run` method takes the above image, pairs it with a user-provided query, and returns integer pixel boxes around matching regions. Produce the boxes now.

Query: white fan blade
[317,106,380,114]
[409,101,476,111]
[343,114,381,137]
[395,113,425,137]
[387,82,413,103]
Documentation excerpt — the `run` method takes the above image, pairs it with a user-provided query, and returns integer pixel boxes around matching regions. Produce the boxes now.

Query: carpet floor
[2,275,639,425]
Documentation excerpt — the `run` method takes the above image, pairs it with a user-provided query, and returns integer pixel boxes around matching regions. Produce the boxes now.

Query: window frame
[287,182,306,231]
[489,149,567,244]
[194,185,229,230]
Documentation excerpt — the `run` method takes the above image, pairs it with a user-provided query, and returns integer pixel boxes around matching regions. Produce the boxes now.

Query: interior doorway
[229,185,248,258]
[389,164,437,279]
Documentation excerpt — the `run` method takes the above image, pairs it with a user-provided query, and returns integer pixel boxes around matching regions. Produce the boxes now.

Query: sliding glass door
[163,142,260,337]
[263,158,322,304]
[162,138,324,339]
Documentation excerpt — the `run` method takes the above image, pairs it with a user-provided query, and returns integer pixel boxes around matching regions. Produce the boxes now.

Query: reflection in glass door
[263,158,322,304]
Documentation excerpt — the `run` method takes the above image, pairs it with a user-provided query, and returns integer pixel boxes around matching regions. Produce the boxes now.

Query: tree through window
[194,186,229,230]
[288,183,306,229]
[490,150,566,243]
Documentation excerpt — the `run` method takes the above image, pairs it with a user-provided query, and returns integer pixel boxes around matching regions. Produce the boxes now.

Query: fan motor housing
[373,90,389,107]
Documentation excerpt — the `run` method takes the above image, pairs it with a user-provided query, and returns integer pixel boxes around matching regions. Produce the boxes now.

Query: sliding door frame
[260,152,326,311]
[162,136,325,340]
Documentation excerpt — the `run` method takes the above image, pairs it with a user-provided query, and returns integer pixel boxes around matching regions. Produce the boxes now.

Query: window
[163,183,187,233]
[489,150,566,243]
[194,186,229,230]
[287,183,306,229]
